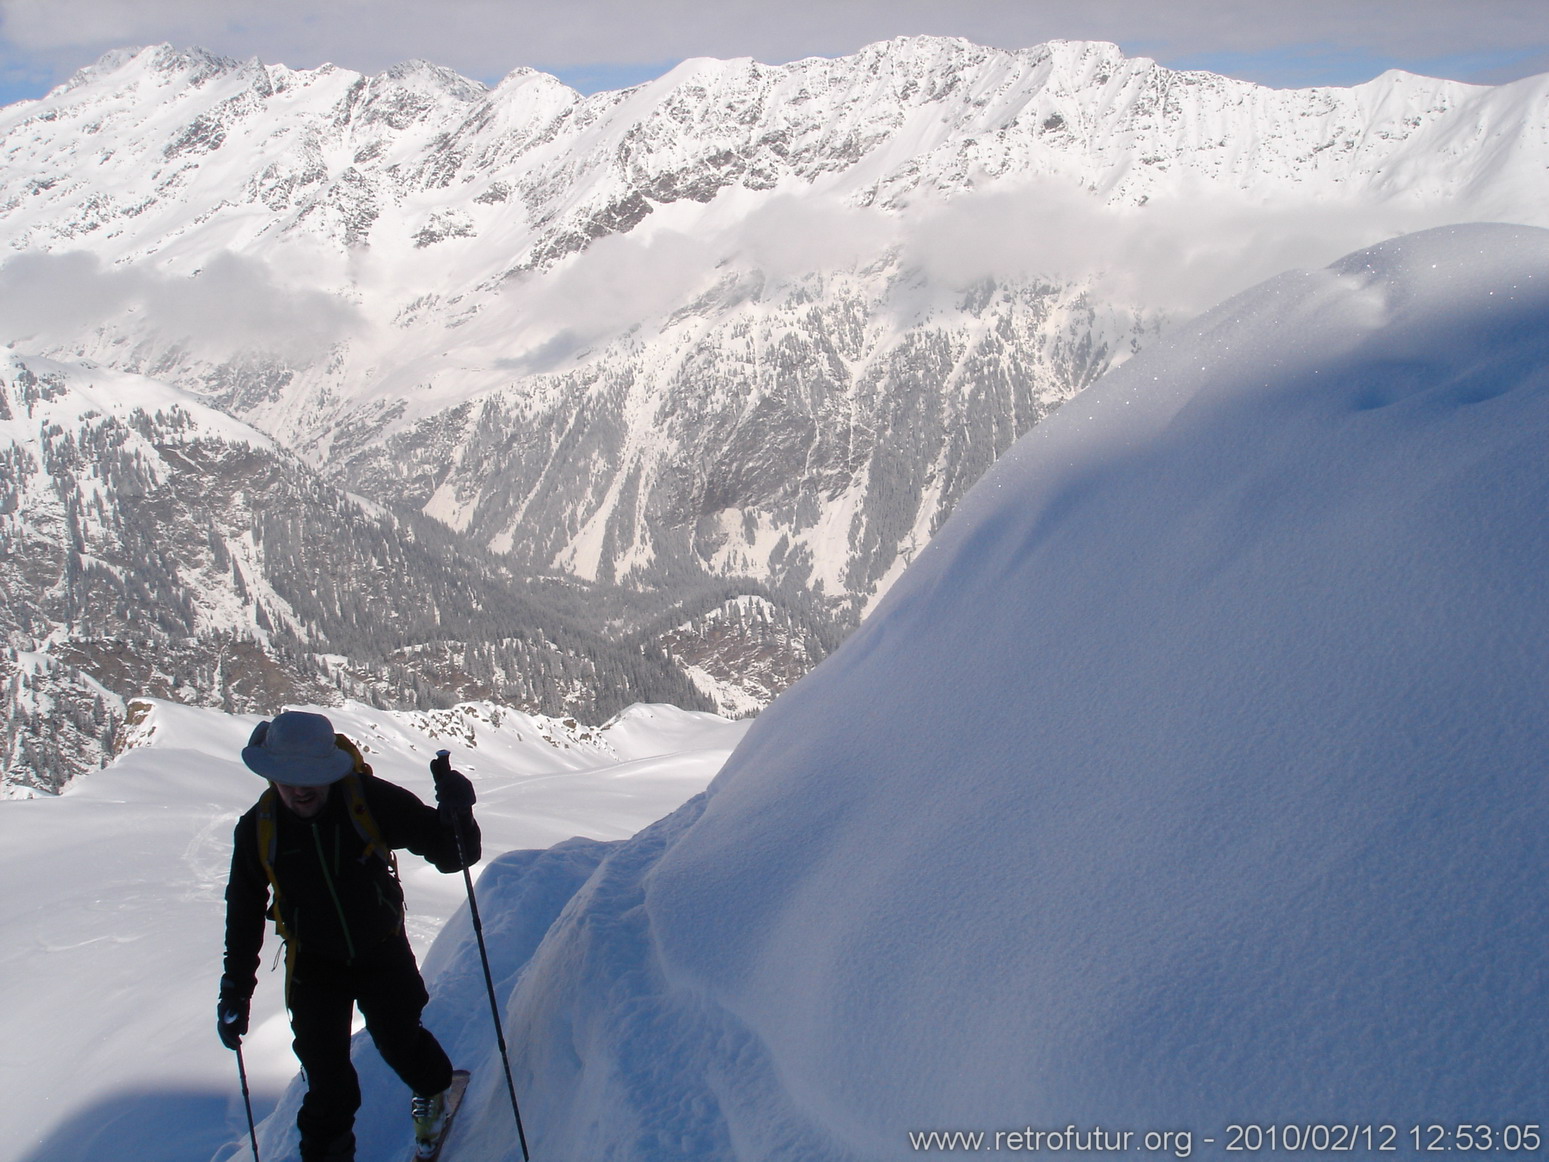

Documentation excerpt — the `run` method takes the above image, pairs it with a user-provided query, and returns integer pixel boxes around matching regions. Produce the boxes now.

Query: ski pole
[437,750,531,1162]
[235,1041,261,1162]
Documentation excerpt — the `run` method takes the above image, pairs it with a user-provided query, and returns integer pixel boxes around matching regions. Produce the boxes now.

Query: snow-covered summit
[56,43,242,95]
[413,222,1549,1159]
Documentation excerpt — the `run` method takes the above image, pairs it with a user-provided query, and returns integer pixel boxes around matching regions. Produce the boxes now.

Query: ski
[413,1069,471,1162]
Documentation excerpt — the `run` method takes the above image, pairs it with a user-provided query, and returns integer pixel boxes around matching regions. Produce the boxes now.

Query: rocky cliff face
[0,354,712,792]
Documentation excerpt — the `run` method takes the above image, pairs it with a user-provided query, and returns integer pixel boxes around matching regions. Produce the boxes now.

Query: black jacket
[222,773,480,995]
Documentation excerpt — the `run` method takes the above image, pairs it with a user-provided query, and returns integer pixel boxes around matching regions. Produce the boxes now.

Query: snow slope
[411,223,1547,1160]
[0,698,746,1162]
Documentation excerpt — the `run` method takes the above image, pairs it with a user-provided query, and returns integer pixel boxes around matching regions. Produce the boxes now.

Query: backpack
[254,733,400,996]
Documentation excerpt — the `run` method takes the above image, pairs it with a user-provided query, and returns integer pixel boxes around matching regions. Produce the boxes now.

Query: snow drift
[409,222,1549,1162]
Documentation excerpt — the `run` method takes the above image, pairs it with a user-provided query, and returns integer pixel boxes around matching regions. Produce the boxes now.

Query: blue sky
[2,0,1546,106]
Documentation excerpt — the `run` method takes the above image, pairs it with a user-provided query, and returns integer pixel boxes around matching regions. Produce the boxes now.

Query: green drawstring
[311,821,356,962]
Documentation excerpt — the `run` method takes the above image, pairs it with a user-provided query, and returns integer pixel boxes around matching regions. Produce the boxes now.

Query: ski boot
[412,1089,449,1159]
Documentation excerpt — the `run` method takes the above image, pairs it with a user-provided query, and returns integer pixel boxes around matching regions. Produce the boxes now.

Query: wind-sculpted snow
[431,224,1549,1159]
[1,39,1545,615]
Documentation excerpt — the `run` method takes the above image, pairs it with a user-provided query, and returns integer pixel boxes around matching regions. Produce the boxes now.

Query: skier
[216,710,480,1162]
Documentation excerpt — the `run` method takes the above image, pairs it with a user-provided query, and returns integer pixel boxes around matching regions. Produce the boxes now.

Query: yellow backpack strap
[338,768,404,933]
[340,773,388,863]
[255,787,285,928]
[334,734,392,865]
[330,742,397,891]
[255,787,298,1003]
[334,732,373,777]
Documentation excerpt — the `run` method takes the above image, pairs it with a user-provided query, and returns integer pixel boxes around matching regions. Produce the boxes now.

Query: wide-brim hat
[241,711,356,787]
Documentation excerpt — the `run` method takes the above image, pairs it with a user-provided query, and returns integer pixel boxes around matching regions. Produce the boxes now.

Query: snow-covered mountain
[0,351,717,792]
[3,38,1545,615]
[385,222,1544,1160]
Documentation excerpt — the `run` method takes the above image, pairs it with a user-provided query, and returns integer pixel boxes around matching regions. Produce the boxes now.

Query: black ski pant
[288,933,454,1159]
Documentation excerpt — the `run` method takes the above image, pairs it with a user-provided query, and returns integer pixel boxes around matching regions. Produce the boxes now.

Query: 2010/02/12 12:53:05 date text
[1222,1123,1542,1152]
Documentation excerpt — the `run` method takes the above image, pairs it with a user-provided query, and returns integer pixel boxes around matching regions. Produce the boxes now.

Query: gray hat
[241,711,356,786]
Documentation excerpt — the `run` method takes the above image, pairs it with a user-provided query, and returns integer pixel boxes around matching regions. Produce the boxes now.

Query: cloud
[732,196,897,280]
[486,195,903,370]
[0,249,363,362]
[892,181,1477,316]
[498,227,720,358]
[485,176,1484,370]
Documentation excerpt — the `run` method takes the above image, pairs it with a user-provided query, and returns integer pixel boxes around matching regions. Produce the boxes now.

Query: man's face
[274,781,331,819]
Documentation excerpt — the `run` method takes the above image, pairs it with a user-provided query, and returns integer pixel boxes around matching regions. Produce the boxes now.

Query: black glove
[430,751,476,824]
[217,977,251,1050]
